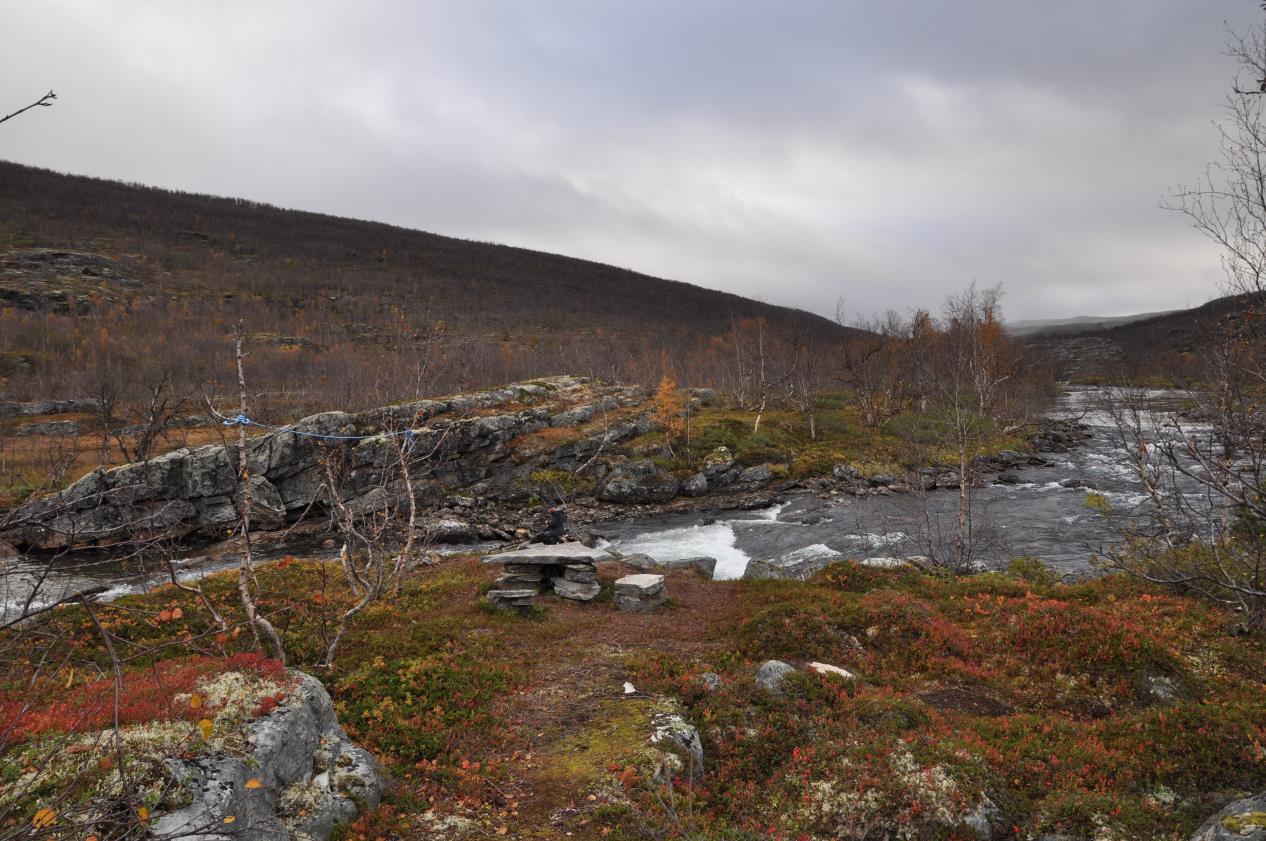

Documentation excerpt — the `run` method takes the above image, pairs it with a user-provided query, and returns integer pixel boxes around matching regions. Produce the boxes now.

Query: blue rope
[222,413,419,444]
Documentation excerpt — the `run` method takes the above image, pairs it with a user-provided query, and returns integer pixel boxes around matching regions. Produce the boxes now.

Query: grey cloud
[0,0,1258,320]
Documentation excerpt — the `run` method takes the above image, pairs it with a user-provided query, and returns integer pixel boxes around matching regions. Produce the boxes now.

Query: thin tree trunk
[233,327,286,663]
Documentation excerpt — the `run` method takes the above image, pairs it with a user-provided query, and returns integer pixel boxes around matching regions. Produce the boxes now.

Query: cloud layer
[1,1,1258,320]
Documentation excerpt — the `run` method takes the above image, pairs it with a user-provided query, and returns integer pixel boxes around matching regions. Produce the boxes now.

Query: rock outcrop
[756,659,797,693]
[3,377,648,550]
[597,459,680,503]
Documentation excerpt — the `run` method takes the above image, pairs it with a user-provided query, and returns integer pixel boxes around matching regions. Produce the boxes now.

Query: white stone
[807,662,856,680]
[860,557,913,569]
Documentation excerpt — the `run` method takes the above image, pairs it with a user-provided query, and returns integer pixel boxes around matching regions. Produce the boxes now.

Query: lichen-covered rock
[1190,791,1266,841]
[1134,669,1195,707]
[649,707,704,782]
[682,472,709,497]
[734,464,774,489]
[154,672,379,841]
[4,376,603,550]
[702,446,734,477]
[960,795,1009,839]
[831,463,859,481]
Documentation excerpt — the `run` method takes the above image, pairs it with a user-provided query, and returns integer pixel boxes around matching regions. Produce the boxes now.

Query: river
[600,387,1215,580]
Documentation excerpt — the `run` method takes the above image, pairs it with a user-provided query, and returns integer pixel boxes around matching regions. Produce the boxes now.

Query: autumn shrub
[0,652,288,745]
[333,652,511,765]
[1004,555,1059,588]
[848,591,976,679]
[737,602,857,663]
[813,559,916,593]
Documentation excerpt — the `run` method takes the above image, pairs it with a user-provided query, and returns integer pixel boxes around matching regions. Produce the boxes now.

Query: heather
[4,552,1264,839]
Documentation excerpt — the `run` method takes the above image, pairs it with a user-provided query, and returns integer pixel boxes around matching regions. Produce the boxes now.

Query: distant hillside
[0,160,843,337]
[1007,309,1177,338]
[0,160,854,411]
[1021,293,1266,380]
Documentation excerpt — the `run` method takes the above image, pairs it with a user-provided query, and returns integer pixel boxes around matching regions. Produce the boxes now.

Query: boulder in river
[744,544,844,581]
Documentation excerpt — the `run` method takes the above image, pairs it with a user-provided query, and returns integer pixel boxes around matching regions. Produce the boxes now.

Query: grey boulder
[755,659,796,693]
[153,672,379,841]
[682,472,709,497]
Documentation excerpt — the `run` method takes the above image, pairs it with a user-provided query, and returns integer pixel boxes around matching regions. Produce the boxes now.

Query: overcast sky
[1,2,1260,321]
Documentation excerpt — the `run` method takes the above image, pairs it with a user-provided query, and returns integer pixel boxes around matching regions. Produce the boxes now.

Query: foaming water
[606,520,754,580]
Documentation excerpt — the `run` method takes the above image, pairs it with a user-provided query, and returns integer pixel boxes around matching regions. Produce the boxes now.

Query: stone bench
[482,543,615,605]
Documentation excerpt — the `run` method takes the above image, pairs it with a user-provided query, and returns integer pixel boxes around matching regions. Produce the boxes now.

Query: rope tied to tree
[217,411,420,444]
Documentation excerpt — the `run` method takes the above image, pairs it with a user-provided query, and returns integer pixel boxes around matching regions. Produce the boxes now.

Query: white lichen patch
[795,743,970,840]
[279,772,329,819]
[177,668,295,729]
[1182,647,1226,680]
[419,808,481,837]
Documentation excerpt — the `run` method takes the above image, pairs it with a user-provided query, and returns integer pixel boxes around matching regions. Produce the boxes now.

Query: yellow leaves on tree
[651,375,687,455]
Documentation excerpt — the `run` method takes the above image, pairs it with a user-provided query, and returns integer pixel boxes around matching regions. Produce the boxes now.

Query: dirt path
[448,562,745,839]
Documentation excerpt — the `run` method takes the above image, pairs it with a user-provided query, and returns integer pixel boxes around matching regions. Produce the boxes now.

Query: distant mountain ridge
[1007,309,1179,337]
[1020,293,1265,378]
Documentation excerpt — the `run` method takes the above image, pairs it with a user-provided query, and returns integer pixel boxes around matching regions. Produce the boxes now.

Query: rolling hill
[0,159,854,411]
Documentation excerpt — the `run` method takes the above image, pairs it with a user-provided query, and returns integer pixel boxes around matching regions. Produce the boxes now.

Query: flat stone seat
[482,543,613,565]
[614,573,664,597]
